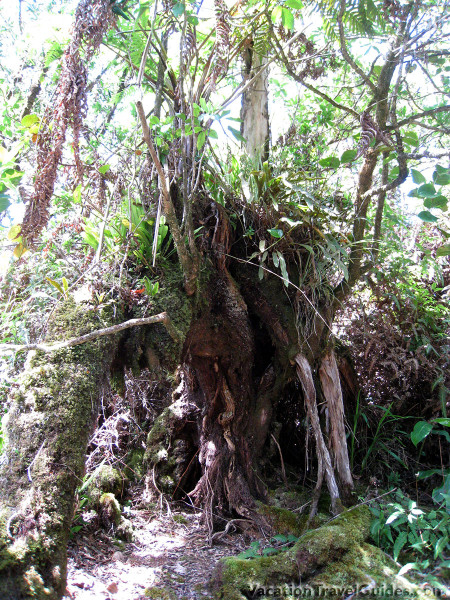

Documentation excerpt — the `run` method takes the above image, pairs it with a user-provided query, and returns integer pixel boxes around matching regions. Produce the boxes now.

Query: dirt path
[65,508,247,600]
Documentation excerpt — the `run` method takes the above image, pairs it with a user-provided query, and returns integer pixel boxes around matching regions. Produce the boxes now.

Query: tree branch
[136,100,197,295]
[0,312,179,354]
[386,104,450,130]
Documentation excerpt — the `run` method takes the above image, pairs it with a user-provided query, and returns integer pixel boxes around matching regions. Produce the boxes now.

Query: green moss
[256,503,307,537]
[144,586,177,599]
[116,517,134,541]
[85,465,125,507]
[99,493,121,526]
[173,514,188,525]
[0,297,119,598]
[125,449,145,481]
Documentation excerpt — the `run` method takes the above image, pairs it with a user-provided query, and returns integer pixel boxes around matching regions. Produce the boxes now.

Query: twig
[0,312,179,353]
[271,433,288,487]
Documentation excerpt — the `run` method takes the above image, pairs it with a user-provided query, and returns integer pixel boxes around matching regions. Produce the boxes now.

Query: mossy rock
[116,517,134,541]
[99,493,121,526]
[85,464,126,507]
[210,505,434,600]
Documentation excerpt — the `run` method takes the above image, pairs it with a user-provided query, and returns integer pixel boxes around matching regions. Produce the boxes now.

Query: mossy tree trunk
[144,258,354,526]
[0,299,118,600]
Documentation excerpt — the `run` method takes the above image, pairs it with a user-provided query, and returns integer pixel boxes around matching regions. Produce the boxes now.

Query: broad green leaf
[411,169,426,184]
[21,114,39,128]
[281,7,294,29]
[340,149,357,163]
[319,156,340,169]
[268,228,283,238]
[424,195,447,210]
[62,277,69,292]
[172,2,185,16]
[435,164,449,174]
[411,421,433,446]
[403,131,419,146]
[228,126,246,143]
[417,211,438,223]
[285,0,302,7]
[0,194,11,212]
[433,171,450,186]
[98,164,110,174]
[417,183,437,198]
[208,129,218,139]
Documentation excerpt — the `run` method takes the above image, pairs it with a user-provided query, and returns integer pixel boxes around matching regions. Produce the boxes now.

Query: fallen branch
[0,312,179,353]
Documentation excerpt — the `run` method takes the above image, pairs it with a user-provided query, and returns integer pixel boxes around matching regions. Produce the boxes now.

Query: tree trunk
[0,299,118,600]
[241,48,270,164]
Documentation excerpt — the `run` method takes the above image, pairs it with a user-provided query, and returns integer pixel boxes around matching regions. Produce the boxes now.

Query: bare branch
[0,312,179,354]
[386,104,450,130]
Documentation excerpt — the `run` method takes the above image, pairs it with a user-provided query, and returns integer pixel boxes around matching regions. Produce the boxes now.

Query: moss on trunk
[0,298,118,599]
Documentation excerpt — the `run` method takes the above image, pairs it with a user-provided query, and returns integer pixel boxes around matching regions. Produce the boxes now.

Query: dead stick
[0,312,179,353]
[271,433,288,487]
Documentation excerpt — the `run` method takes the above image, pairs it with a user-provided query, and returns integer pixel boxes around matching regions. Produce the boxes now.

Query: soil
[64,503,250,600]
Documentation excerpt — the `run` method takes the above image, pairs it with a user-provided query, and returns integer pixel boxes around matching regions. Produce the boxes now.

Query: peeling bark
[294,354,342,517]
[319,350,354,500]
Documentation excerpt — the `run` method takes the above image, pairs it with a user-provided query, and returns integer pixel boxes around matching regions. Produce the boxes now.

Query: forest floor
[64,503,249,600]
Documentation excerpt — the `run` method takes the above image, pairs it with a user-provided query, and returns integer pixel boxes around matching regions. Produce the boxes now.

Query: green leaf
[433,418,450,427]
[411,169,426,184]
[271,6,283,23]
[172,2,185,16]
[435,164,449,174]
[8,224,21,240]
[393,531,408,561]
[197,130,206,150]
[208,129,218,139]
[340,149,357,163]
[285,0,302,8]
[62,277,69,292]
[417,211,438,223]
[281,7,294,29]
[21,114,39,128]
[403,131,419,147]
[411,421,433,446]
[424,195,448,210]
[268,228,283,238]
[46,277,65,296]
[319,156,340,169]
[98,164,110,174]
[0,194,11,212]
[228,126,246,143]
[433,171,450,186]
[273,252,280,268]
[417,183,437,198]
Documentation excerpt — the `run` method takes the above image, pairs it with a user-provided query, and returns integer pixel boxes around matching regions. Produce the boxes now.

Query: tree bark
[319,350,354,501]
[0,299,118,599]
[241,48,270,164]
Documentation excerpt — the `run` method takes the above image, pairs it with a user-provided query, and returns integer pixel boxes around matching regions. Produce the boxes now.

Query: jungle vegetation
[0,0,448,598]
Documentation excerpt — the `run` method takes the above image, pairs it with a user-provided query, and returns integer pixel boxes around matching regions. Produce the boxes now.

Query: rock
[107,581,119,594]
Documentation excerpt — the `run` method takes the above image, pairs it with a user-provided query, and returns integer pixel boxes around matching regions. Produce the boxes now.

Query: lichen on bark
[0,297,119,599]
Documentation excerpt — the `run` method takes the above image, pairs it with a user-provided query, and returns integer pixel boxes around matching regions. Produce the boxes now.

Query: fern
[317,0,385,39]
[252,19,271,58]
